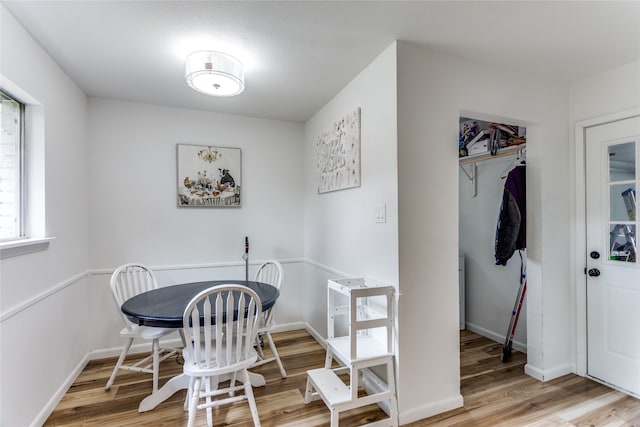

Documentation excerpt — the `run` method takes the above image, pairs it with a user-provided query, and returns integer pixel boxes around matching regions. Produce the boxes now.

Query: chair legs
[264,331,287,378]
[105,337,134,391]
[184,377,195,411]
[187,377,201,427]
[243,369,262,427]
[205,377,214,427]
[185,371,261,427]
[255,335,265,358]
[253,330,287,378]
[105,337,170,393]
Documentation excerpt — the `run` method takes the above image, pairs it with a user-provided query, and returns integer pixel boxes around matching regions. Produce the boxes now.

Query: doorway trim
[574,107,640,377]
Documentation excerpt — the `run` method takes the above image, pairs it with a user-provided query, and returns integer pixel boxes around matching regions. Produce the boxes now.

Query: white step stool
[304,278,398,427]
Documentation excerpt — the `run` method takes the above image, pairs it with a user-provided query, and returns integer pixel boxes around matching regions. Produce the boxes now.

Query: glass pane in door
[609,224,636,262]
[608,142,636,181]
[610,184,636,222]
[607,141,637,263]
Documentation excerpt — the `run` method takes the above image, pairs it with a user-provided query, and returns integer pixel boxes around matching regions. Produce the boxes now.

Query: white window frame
[0,83,52,259]
[0,90,25,241]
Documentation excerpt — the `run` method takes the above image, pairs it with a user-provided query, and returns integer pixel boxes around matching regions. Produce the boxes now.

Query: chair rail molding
[89,258,305,276]
[0,270,87,322]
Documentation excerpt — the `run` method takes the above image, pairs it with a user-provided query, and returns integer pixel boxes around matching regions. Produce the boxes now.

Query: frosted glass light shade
[185,51,245,97]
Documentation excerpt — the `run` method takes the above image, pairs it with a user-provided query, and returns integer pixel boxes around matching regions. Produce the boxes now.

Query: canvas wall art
[316,107,361,194]
[177,144,241,207]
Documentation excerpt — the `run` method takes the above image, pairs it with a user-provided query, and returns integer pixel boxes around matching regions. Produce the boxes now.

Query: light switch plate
[376,204,386,223]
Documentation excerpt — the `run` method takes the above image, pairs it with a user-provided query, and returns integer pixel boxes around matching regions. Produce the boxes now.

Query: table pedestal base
[138,372,266,412]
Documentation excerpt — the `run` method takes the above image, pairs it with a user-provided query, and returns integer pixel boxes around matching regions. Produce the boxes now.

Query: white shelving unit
[459,143,526,165]
[304,278,398,427]
[459,143,527,197]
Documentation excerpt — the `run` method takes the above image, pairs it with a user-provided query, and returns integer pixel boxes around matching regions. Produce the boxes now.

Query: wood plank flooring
[410,331,639,427]
[44,329,639,426]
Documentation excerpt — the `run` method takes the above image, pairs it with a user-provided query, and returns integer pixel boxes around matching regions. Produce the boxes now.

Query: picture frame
[177,143,241,207]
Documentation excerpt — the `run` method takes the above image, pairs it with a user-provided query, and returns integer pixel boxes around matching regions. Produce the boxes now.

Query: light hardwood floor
[44,329,639,426]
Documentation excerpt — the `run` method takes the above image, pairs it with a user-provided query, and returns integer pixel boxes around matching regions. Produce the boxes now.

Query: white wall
[459,155,527,350]
[570,60,640,123]
[0,5,90,427]
[303,42,399,335]
[396,41,570,422]
[87,98,306,351]
[88,99,304,267]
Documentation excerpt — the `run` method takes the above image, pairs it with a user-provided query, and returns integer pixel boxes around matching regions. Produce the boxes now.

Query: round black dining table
[121,280,279,329]
[120,279,279,412]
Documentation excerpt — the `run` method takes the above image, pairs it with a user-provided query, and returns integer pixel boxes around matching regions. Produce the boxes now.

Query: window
[0,91,24,241]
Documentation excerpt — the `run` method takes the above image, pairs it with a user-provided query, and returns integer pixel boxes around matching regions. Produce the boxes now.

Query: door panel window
[607,141,637,264]
[610,224,636,262]
[610,184,636,222]
[609,142,635,180]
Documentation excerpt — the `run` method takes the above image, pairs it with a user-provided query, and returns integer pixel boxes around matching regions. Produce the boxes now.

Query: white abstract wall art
[316,107,361,194]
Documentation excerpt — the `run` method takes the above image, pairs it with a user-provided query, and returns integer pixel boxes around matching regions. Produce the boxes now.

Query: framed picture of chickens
[177,143,242,207]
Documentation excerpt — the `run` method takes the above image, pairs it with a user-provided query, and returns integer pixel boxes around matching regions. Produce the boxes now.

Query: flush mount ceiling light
[185,50,245,97]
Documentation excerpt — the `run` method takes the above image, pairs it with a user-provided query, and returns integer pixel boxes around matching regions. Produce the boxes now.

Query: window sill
[0,237,55,260]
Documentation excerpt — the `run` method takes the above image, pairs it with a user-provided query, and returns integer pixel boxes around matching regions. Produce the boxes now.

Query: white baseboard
[524,363,544,381]
[302,323,327,349]
[465,321,527,354]
[545,363,575,380]
[272,321,309,334]
[525,362,574,382]
[271,321,327,349]
[399,394,464,425]
[31,353,91,427]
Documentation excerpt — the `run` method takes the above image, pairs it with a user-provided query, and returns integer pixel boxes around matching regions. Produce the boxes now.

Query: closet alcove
[458,115,528,354]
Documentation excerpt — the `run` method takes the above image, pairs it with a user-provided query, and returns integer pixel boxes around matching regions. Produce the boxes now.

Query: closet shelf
[459,144,526,165]
[459,143,526,198]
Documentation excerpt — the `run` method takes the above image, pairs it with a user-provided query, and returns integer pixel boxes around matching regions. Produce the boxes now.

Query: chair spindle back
[183,285,262,372]
[110,263,158,328]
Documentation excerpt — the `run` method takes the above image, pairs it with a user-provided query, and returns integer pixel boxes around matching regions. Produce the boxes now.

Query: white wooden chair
[182,285,262,427]
[251,260,287,378]
[105,263,179,393]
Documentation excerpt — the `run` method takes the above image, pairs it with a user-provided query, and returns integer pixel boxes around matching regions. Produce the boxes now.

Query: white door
[586,116,640,397]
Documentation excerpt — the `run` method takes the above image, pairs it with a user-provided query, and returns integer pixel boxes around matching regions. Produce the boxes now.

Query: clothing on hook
[495,164,526,266]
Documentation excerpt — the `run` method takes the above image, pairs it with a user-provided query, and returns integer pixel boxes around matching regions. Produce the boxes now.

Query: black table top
[121,280,279,328]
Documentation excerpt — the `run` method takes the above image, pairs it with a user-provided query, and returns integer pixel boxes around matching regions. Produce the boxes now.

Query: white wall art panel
[316,107,361,193]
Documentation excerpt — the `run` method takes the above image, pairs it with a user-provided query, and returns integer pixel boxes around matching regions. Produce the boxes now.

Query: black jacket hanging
[495,165,526,266]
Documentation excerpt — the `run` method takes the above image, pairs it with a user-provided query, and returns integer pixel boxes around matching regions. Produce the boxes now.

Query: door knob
[590,251,600,259]
[588,268,601,277]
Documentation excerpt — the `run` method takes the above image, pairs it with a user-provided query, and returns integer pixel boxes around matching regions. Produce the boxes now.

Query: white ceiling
[3,1,639,123]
